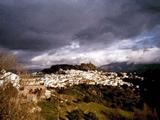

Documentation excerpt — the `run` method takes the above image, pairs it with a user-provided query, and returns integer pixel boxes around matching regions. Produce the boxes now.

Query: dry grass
[0,51,17,70]
[0,83,43,120]
[0,51,44,120]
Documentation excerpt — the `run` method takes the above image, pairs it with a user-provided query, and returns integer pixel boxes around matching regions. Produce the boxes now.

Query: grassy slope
[39,97,134,120]
[38,84,150,120]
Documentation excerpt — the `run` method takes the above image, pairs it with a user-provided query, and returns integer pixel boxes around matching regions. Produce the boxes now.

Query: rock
[45,90,51,99]
[39,81,44,85]
[27,95,38,103]
[42,63,97,74]
[0,80,4,86]
[30,106,41,113]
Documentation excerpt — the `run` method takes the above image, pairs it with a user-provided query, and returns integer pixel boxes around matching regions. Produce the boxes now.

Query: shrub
[0,51,17,70]
[84,112,98,120]
[0,51,41,120]
[66,109,98,120]
[66,109,84,120]
[0,83,41,120]
[0,51,24,72]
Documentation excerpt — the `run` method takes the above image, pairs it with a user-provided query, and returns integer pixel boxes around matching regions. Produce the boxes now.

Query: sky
[0,0,160,68]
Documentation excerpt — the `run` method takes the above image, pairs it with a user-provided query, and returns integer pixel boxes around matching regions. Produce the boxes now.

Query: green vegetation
[39,100,59,120]
[39,84,155,120]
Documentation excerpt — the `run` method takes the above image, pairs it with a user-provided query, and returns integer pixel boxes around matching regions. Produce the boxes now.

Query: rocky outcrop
[42,63,97,74]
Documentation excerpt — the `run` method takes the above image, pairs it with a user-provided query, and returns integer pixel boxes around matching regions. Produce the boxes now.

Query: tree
[0,51,23,72]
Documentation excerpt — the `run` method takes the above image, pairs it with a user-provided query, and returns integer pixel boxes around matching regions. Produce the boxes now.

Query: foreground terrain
[0,64,159,120]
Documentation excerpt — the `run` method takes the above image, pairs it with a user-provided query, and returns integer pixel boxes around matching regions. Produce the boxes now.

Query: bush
[66,109,98,120]
[66,109,84,120]
[0,51,24,72]
[0,51,17,70]
[84,112,98,120]
[0,83,41,120]
[0,51,41,120]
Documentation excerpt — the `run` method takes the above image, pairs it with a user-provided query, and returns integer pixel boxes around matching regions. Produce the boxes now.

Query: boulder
[45,90,51,99]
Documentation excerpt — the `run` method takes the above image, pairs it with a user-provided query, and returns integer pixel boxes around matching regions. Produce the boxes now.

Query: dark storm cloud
[0,0,160,67]
[0,0,160,51]
[136,0,160,12]
[0,1,73,51]
[75,0,160,45]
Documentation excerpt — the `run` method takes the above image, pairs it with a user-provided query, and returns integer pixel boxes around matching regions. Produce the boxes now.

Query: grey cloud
[0,0,160,67]
[0,0,98,51]
[1,0,160,51]
[75,0,160,46]
[136,0,160,12]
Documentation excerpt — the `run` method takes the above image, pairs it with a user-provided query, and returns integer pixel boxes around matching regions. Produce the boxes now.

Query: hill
[100,62,160,73]
[42,63,97,74]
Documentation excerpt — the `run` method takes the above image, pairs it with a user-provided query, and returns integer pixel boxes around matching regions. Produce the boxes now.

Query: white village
[0,69,143,103]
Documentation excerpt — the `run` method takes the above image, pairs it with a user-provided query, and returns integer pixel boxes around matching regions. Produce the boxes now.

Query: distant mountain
[99,62,160,73]
[99,62,135,72]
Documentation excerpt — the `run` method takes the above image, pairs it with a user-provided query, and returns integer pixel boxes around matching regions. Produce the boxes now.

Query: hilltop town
[0,65,143,100]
